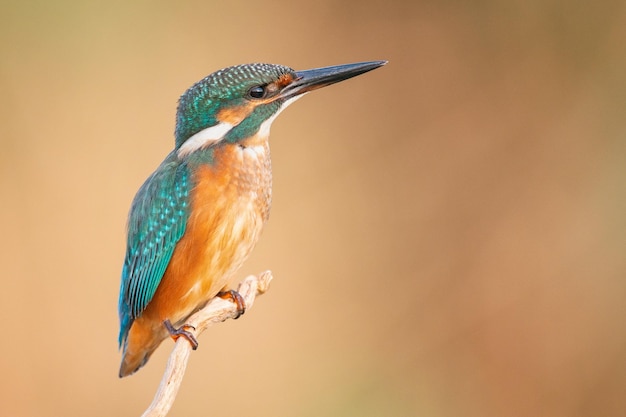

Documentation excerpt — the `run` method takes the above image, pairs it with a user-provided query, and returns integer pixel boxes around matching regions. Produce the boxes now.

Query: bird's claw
[217,289,246,319]
[163,319,199,350]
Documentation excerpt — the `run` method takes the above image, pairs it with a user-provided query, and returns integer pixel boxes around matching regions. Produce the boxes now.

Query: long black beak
[281,60,387,98]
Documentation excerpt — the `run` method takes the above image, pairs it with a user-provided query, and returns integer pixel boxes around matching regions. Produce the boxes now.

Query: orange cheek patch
[216,103,255,125]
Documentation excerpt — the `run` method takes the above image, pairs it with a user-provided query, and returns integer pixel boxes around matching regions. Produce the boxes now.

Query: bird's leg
[163,319,199,350]
[217,289,246,319]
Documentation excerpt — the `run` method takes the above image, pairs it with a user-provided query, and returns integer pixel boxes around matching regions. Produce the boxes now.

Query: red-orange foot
[217,289,246,319]
[163,319,199,350]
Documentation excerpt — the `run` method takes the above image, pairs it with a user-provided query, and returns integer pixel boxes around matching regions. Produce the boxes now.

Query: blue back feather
[118,153,190,347]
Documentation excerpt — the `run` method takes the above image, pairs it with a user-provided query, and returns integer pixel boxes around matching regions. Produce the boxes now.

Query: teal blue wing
[118,154,190,347]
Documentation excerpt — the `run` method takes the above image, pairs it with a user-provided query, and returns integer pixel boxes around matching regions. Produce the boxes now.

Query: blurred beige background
[1,1,624,416]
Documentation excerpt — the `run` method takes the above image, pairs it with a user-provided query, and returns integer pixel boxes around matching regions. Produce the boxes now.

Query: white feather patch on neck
[257,95,305,138]
[177,94,306,158]
[177,122,234,158]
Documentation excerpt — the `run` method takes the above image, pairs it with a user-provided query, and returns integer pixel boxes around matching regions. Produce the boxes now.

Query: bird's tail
[119,320,167,377]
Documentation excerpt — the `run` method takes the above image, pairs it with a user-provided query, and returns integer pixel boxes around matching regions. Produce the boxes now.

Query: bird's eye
[248,85,266,99]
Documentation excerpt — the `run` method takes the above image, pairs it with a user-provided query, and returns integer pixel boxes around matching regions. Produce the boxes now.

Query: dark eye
[248,85,266,99]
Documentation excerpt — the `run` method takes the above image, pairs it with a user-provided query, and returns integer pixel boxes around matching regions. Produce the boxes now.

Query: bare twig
[140,271,273,417]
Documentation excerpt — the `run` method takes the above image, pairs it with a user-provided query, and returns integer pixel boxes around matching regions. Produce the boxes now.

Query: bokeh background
[1,1,624,416]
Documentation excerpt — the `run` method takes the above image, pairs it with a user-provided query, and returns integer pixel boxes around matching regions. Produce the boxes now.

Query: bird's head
[174,61,386,157]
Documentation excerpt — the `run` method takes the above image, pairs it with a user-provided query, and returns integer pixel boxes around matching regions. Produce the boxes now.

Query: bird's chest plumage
[149,135,272,324]
[187,138,272,292]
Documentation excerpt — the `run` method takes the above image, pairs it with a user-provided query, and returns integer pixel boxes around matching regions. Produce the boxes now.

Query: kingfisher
[117,60,386,377]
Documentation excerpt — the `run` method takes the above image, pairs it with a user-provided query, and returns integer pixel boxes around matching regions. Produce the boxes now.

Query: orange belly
[119,137,271,376]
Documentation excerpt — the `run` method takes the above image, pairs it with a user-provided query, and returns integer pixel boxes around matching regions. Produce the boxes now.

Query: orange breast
[139,135,272,328]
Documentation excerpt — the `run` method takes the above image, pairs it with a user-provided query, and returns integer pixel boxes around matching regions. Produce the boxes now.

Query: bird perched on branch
[117,60,387,377]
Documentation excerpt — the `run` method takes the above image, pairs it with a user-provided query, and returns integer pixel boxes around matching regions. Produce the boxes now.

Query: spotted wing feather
[118,154,190,347]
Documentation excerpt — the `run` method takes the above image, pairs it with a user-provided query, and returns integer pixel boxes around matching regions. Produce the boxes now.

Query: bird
[117,60,387,377]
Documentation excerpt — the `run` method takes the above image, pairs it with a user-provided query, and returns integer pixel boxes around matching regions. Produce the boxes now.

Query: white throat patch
[257,95,304,138]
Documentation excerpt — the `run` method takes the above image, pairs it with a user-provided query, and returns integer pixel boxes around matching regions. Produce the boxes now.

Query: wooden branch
[140,271,274,417]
